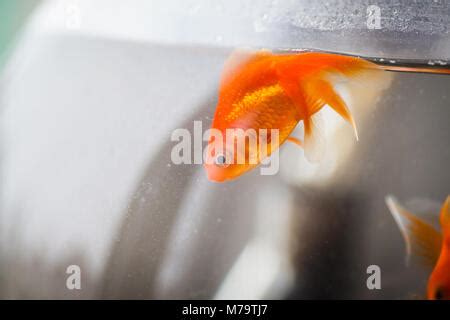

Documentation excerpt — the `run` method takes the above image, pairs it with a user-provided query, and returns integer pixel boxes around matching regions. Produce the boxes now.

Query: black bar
[0,300,447,318]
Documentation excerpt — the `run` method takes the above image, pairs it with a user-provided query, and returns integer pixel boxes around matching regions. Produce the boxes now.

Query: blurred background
[0,0,449,299]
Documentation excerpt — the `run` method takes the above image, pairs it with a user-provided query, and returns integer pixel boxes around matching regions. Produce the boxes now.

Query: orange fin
[305,78,359,140]
[286,136,303,147]
[385,195,442,269]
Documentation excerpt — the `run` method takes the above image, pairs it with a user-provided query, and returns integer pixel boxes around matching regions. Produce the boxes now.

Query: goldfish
[386,195,450,300]
[204,50,450,182]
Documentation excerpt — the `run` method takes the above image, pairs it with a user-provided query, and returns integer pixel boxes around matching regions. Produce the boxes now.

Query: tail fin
[385,195,442,268]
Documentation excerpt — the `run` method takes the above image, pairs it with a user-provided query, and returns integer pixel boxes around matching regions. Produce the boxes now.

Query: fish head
[203,150,249,182]
[203,50,287,182]
[204,126,263,182]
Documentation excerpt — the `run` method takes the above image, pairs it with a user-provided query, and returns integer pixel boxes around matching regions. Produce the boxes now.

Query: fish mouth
[206,169,227,182]
[204,161,251,182]
[204,163,227,182]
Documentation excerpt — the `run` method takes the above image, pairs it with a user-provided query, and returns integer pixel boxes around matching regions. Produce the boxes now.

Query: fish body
[205,51,378,182]
[386,195,450,300]
[205,50,450,182]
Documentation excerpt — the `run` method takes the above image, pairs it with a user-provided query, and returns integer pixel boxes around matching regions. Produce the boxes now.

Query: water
[0,0,449,300]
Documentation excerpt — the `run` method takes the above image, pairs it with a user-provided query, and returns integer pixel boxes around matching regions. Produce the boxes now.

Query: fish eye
[434,287,445,300]
[215,154,229,167]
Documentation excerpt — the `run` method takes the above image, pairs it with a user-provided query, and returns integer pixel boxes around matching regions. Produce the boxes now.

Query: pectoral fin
[385,195,443,269]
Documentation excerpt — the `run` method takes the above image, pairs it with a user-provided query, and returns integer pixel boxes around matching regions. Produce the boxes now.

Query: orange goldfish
[386,195,450,300]
[204,50,450,182]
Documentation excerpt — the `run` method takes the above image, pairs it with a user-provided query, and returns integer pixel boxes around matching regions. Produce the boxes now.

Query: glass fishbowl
[0,0,449,301]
